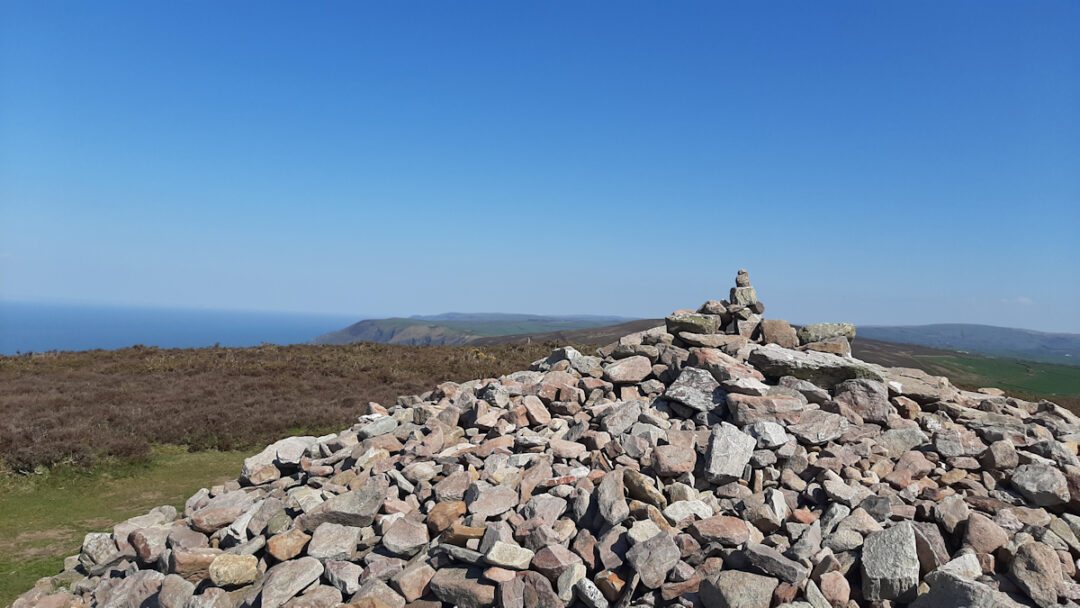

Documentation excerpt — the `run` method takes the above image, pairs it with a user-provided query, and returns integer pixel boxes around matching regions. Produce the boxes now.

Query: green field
[0,447,246,606]
[918,354,1080,398]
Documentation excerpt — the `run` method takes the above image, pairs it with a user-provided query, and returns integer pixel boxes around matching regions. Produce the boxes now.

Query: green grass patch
[916,354,1080,397]
[0,446,246,606]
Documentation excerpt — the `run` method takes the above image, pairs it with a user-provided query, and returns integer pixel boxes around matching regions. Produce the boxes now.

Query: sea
[0,301,364,355]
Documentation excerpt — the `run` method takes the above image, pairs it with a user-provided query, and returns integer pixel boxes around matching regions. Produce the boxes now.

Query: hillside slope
[310,314,635,346]
[858,323,1080,366]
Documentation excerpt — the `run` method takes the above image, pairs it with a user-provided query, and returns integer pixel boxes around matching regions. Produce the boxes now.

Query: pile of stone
[14,271,1080,608]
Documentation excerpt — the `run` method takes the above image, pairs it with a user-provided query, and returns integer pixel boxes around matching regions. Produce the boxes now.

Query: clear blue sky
[2,2,1078,332]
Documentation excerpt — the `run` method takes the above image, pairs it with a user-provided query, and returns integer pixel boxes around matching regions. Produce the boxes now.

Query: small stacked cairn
[666,269,856,356]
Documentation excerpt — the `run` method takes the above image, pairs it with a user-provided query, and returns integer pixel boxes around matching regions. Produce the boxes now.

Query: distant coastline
[0,301,363,355]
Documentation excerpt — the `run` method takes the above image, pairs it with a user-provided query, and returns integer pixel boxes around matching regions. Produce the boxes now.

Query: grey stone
[664,367,724,412]
[744,542,808,584]
[747,344,883,388]
[699,570,779,608]
[306,523,361,561]
[796,323,855,345]
[596,470,629,526]
[260,557,324,608]
[299,486,383,531]
[862,521,920,602]
[573,578,609,608]
[625,531,680,588]
[705,422,755,484]
[1011,463,1070,507]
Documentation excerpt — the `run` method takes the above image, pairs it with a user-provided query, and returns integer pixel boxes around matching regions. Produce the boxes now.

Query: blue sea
[0,301,364,355]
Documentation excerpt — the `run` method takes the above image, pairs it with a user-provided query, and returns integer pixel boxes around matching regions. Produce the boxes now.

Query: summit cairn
[13,270,1080,608]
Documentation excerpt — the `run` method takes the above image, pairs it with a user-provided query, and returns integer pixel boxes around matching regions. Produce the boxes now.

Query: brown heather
[0,342,571,471]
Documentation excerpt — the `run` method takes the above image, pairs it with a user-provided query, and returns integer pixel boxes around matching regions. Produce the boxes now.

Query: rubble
[13,270,1080,608]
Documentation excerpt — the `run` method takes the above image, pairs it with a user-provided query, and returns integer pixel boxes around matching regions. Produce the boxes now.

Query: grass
[918,354,1080,397]
[0,446,246,606]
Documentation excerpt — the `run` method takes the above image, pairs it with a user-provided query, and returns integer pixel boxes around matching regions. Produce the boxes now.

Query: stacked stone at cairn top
[666,269,858,356]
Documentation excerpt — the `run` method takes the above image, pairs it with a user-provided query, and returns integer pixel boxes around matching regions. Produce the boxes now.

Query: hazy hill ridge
[858,323,1080,366]
[310,313,636,346]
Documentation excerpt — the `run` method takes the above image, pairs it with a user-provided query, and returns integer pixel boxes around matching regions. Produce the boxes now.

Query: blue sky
[1,2,1078,332]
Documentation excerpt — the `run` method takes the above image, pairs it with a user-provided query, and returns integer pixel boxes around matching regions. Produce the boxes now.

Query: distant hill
[858,324,1080,366]
[310,313,637,346]
[471,319,666,346]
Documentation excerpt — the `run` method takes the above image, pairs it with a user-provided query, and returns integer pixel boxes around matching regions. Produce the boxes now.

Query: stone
[699,570,779,608]
[392,562,436,602]
[909,573,1004,608]
[796,323,855,345]
[428,567,496,608]
[596,471,629,526]
[1011,464,1070,507]
[574,578,609,608]
[862,522,920,602]
[745,542,808,584]
[653,444,697,476]
[833,379,891,423]
[532,544,583,584]
[157,574,195,608]
[786,410,849,445]
[705,422,755,484]
[324,561,363,596]
[352,580,406,608]
[689,516,750,546]
[981,439,1019,469]
[760,319,799,348]
[602,356,652,384]
[268,529,311,561]
[300,486,383,530]
[93,570,164,608]
[664,367,723,412]
[625,532,680,588]
[208,554,258,587]
[518,570,562,608]
[1010,542,1062,608]
[623,469,667,508]
[747,344,883,387]
[381,518,429,556]
[307,523,361,561]
[601,400,643,436]
[358,416,399,439]
[261,557,324,608]
[818,571,850,607]
[484,541,534,570]
[666,313,723,335]
[878,428,929,459]
[933,427,986,458]
[964,513,1008,555]
[465,483,519,518]
[746,421,790,449]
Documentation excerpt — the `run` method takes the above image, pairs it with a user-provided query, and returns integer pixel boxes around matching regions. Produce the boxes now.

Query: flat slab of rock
[747,344,884,387]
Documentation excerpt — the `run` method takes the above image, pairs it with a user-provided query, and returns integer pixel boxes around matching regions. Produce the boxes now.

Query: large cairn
[14,271,1080,608]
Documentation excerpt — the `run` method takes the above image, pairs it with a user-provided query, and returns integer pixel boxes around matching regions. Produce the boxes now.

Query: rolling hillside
[310,313,636,346]
[858,323,1080,366]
